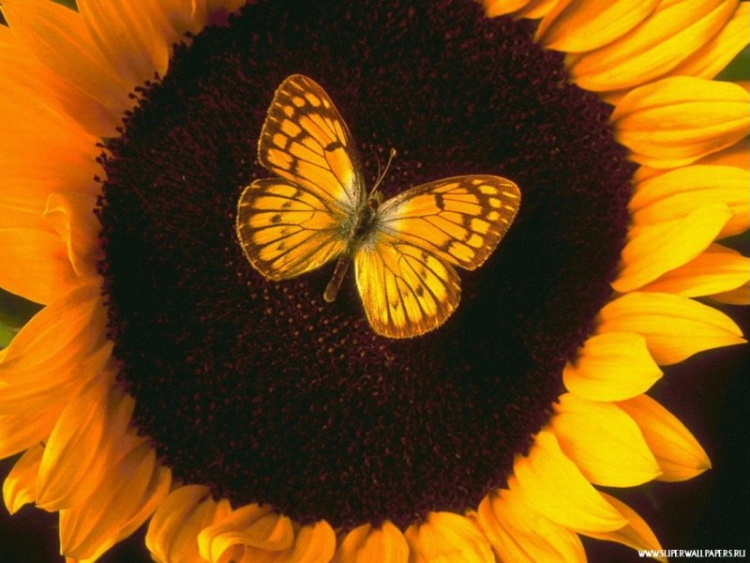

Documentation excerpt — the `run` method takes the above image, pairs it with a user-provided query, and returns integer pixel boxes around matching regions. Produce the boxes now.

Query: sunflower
[1,0,748,562]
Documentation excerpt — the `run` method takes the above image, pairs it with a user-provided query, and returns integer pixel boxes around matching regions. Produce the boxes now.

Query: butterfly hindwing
[353,176,520,338]
[258,74,364,213]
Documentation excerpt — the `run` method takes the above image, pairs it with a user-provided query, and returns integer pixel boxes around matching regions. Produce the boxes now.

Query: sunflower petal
[613,203,733,292]
[475,483,586,563]
[642,244,750,297]
[147,485,232,563]
[0,229,76,305]
[482,0,532,17]
[583,493,665,561]
[287,521,337,563]
[630,165,750,238]
[598,292,745,365]
[536,0,659,53]
[564,332,662,401]
[619,395,711,481]
[404,511,494,563]
[334,521,409,563]
[2,444,44,514]
[611,76,750,169]
[667,2,750,80]
[44,193,103,280]
[568,0,737,92]
[197,504,295,563]
[695,137,749,170]
[511,0,558,19]
[2,0,131,136]
[513,430,628,532]
[0,406,61,458]
[710,282,750,306]
[59,441,172,560]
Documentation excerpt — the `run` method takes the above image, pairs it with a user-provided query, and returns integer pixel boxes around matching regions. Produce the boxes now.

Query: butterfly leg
[324,255,352,303]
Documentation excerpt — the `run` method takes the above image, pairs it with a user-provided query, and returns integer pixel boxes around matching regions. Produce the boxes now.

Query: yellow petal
[286,521,337,563]
[642,243,750,297]
[598,292,745,365]
[631,165,750,239]
[334,521,408,563]
[197,504,294,563]
[147,485,232,563]
[404,511,494,563]
[513,430,628,532]
[2,0,132,137]
[613,203,733,292]
[551,394,661,487]
[511,0,558,19]
[60,441,172,560]
[35,381,135,511]
[2,444,44,514]
[710,282,750,305]
[43,193,103,280]
[0,406,61,458]
[564,332,662,401]
[666,2,750,80]
[0,228,76,304]
[583,493,665,561]
[695,136,749,170]
[475,483,585,563]
[568,0,737,92]
[611,76,750,169]
[618,395,711,481]
[536,0,659,53]
[482,0,532,17]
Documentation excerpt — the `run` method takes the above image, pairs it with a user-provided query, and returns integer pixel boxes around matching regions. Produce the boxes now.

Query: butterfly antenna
[369,148,397,198]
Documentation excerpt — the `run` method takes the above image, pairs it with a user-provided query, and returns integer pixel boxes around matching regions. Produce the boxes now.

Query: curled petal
[618,395,711,481]
[334,521,408,563]
[582,493,665,561]
[536,0,660,53]
[44,193,103,280]
[642,244,750,297]
[3,444,44,514]
[611,76,750,169]
[598,292,745,365]
[630,165,750,239]
[147,485,232,563]
[613,204,733,292]
[404,511,494,563]
[568,0,737,92]
[60,441,172,560]
[564,332,662,401]
[513,430,628,532]
[551,394,661,487]
[475,482,585,563]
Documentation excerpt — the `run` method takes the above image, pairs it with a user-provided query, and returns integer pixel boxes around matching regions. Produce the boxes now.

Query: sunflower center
[97,0,633,529]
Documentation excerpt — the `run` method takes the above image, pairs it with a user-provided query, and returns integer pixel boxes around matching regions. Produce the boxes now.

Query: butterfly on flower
[236,74,521,338]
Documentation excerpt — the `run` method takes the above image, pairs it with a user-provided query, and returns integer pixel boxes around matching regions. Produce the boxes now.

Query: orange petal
[2,0,132,137]
[44,193,103,280]
[482,0,532,17]
[334,521,408,563]
[583,493,665,561]
[0,228,76,304]
[60,441,172,560]
[404,511,495,563]
[563,332,662,401]
[551,394,661,487]
[642,243,749,297]
[666,2,750,80]
[611,76,750,169]
[694,136,749,170]
[511,0,558,19]
[619,395,711,481]
[0,406,62,458]
[568,0,737,92]
[36,381,134,511]
[630,165,750,239]
[613,204,733,292]
[710,282,750,306]
[147,485,232,563]
[598,292,745,365]
[286,521,337,563]
[2,444,44,514]
[536,0,659,53]
[513,430,628,532]
[475,483,586,563]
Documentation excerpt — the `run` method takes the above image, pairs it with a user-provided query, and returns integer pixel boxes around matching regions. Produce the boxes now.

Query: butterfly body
[236,74,521,338]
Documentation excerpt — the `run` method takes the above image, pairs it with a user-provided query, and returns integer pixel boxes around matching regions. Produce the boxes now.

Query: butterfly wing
[236,74,365,280]
[354,175,520,338]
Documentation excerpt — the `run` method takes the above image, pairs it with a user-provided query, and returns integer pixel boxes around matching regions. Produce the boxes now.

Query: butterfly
[236,74,521,338]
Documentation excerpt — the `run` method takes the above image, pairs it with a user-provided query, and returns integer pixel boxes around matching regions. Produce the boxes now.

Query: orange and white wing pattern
[236,74,364,280]
[354,176,520,338]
